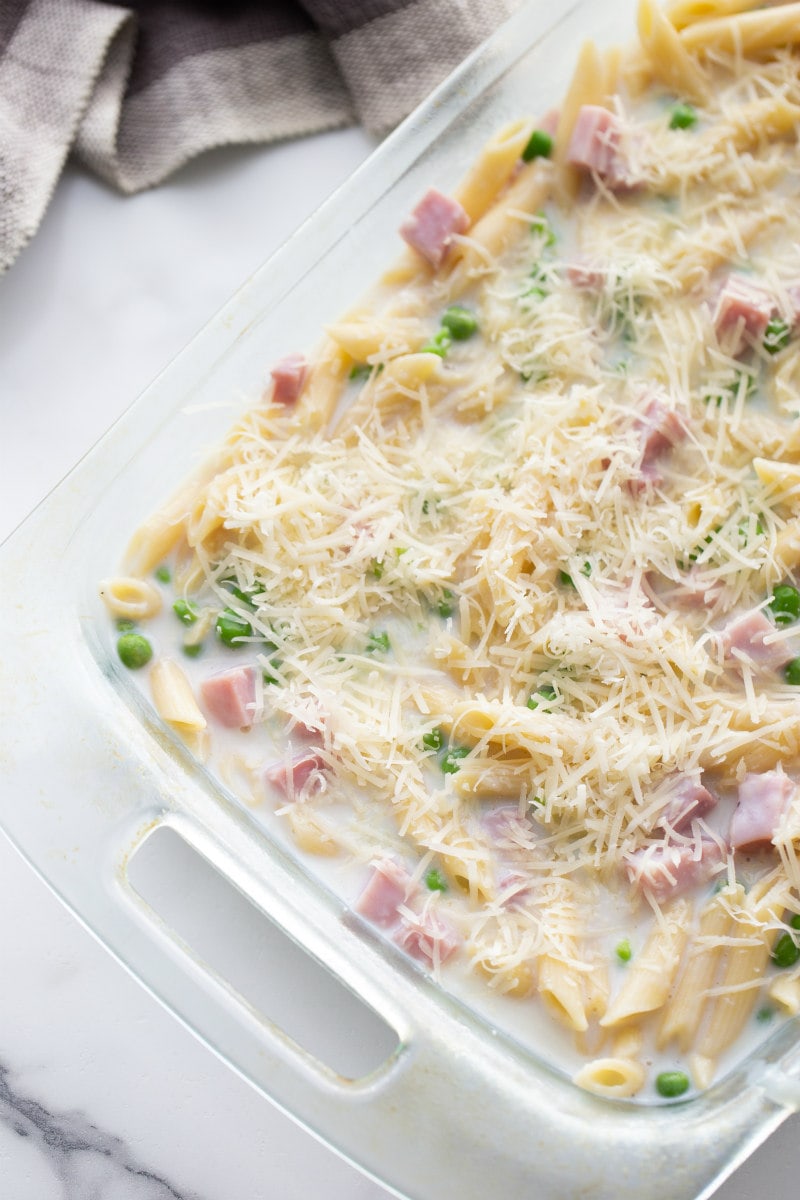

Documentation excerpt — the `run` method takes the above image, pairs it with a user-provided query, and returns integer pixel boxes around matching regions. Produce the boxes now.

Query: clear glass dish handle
[87,808,800,1200]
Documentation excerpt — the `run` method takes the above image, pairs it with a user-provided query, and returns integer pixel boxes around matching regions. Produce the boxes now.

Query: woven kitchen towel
[0,0,520,274]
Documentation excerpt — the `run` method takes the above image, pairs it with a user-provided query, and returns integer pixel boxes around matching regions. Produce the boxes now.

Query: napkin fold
[0,0,518,273]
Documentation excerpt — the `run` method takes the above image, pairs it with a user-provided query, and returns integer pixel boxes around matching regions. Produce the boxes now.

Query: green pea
[425,868,448,892]
[173,598,199,625]
[769,584,800,625]
[669,103,697,130]
[422,728,444,752]
[784,658,800,685]
[655,1071,690,1098]
[117,633,153,670]
[437,589,456,618]
[526,261,551,300]
[527,684,557,710]
[421,329,452,357]
[182,641,203,659]
[215,608,252,647]
[559,562,590,588]
[154,565,171,583]
[764,317,791,355]
[530,212,556,248]
[772,931,800,969]
[616,938,632,963]
[521,129,554,162]
[366,631,390,654]
[441,746,470,774]
[220,576,257,608]
[441,305,478,341]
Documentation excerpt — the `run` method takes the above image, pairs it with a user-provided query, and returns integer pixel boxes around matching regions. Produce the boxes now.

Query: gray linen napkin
[0,0,519,274]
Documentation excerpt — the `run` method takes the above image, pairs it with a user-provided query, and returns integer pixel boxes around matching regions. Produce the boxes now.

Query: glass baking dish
[2,0,800,1195]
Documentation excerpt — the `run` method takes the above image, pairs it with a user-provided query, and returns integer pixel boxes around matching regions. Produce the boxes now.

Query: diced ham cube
[291,720,324,744]
[270,353,308,406]
[673,570,725,610]
[638,398,687,468]
[393,910,460,966]
[481,805,535,842]
[355,860,413,927]
[625,837,725,900]
[566,105,631,189]
[399,188,470,269]
[644,569,724,611]
[630,396,687,491]
[729,770,795,851]
[786,282,800,329]
[658,773,718,834]
[713,274,774,357]
[265,752,328,800]
[496,870,534,909]
[567,261,607,290]
[719,608,793,672]
[200,666,256,728]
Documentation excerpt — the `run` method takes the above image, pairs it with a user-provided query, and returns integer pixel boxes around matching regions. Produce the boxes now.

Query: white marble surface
[1,126,799,1200]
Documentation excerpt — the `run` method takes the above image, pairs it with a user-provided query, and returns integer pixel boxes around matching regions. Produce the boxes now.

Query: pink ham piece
[291,720,324,744]
[355,860,413,927]
[566,105,630,188]
[200,666,256,728]
[658,774,718,834]
[496,870,534,909]
[644,569,724,612]
[630,397,687,491]
[729,770,795,851]
[399,188,470,269]
[719,608,793,672]
[393,910,460,966]
[786,283,800,328]
[270,353,308,406]
[671,570,724,610]
[481,804,535,842]
[713,274,774,357]
[265,752,328,800]
[567,261,607,290]
[625,837,725,901]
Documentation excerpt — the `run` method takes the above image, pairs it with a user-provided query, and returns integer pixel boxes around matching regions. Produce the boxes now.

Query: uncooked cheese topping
[102,13,800,1102]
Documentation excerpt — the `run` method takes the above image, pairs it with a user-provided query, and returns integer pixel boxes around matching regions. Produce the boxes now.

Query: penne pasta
[679,3,800,55]
[694,882,787,1064]
[454,120,539,224]
[538,952,589,1033]
[149,658,207,732]
[665,0,766,31]
[658,886,741,1051]
[600,901,691,1027]
[637,0,709,100]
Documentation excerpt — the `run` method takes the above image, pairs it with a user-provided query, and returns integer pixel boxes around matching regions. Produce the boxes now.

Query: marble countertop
[0,127,798,1200]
